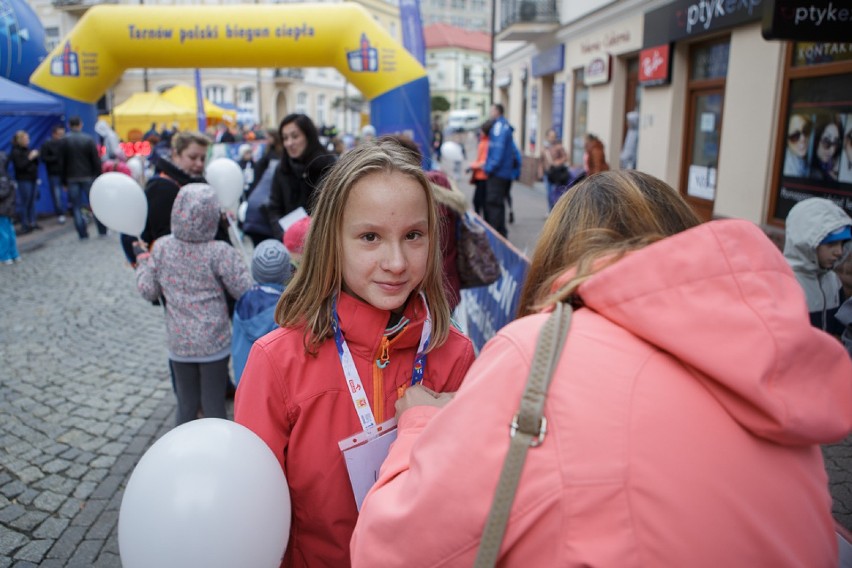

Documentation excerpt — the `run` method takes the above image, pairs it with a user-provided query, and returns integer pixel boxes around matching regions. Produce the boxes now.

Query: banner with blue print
[454,215,530,353]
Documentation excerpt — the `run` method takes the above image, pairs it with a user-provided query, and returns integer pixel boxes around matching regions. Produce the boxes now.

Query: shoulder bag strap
[474,302,573,568]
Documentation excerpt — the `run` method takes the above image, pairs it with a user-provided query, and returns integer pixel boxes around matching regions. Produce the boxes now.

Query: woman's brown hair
[517,170,701,317]
[585,134,609,175]
[275,137,452,353]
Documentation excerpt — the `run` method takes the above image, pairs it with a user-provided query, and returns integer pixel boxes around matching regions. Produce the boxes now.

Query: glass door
[680,38,729,221]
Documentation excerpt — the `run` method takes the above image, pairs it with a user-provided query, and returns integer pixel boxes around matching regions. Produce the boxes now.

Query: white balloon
[89,172,147,236]
[126,156,144,181]
[238,200,248,224]
[206,158,245,208]
[441,141,464,163]
[119,419,290,568]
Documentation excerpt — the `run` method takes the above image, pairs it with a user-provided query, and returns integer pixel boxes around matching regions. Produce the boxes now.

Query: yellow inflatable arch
[31,3,432,151]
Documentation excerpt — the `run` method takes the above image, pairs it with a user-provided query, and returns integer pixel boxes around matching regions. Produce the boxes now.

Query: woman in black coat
[266,114,336,240]
[10,130,40,233]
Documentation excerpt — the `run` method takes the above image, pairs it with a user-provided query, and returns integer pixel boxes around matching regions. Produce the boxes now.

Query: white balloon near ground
[118,419,291,568]
[89,172,147,236]
[206,158,244,209]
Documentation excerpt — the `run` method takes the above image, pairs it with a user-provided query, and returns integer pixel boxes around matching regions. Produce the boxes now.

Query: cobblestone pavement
[1,229,177,567]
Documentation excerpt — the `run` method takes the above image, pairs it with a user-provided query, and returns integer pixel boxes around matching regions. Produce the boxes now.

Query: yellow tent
[160,85,237,125]
[108,92,196,141]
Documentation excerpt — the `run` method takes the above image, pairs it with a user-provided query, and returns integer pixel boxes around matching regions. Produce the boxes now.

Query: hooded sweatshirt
[352,219,852,568]
[136,184,253,361]
[784,197,852,334]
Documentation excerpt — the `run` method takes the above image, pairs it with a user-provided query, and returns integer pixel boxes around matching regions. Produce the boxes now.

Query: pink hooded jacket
[351,219,852,567]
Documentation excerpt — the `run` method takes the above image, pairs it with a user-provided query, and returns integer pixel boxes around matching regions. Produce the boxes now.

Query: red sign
[639,44,671,86]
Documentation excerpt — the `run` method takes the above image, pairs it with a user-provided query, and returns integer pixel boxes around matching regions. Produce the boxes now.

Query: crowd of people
[3,105,852,567]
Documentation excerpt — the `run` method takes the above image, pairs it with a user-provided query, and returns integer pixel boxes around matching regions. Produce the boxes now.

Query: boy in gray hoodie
[783,197,852,336]
[136,183,252,425]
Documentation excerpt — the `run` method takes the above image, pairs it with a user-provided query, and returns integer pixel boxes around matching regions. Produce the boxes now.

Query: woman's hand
[395,385,454,417]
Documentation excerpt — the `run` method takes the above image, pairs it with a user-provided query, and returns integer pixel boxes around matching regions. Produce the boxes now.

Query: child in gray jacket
[136,183,252,425]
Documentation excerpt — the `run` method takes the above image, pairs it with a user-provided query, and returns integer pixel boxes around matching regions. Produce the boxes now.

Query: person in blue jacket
[231,239,293,387]
[483,103,520,237]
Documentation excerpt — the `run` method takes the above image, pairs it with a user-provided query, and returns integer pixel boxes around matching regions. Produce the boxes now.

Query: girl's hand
[395,384,454,417]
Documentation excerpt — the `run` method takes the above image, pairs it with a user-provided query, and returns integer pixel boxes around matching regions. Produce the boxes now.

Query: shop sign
[584,55,611,86]
[763,0,851,42]
[792,42,852,66]
[532,44,565,78]
[639,43,672,86]
[643,0,763,47]
[552,82,566,140]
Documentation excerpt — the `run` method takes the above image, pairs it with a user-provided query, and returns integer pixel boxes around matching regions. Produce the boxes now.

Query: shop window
[679,37,729,222]
[570,68,588,165]
[769,43,852,223]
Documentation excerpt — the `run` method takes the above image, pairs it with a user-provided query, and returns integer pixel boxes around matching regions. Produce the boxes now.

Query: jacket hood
[784,198,852,275]
[171,183,221,242]
[575,219,852,445]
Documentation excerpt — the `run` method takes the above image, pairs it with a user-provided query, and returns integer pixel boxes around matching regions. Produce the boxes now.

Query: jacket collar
[336,292,427,358]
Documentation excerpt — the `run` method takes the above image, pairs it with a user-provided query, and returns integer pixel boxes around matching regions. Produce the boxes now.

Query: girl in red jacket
[234,138,476,567]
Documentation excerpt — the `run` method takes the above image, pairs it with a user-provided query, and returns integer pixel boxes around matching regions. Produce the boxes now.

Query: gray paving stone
[87,509,119,540]
[33,491,66,513]
[9,510,49,532]
[0,504,26,523]
[70,498,107,527]
[13,539,51,564]
[67,538,104,566]
[34,516,70,539]
[0,525,27,556]
[46,525,86,559]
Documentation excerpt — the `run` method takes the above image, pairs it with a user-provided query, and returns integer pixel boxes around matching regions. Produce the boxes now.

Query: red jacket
[235,292,476,567]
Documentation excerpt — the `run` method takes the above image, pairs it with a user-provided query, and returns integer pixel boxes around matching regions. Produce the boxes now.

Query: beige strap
[474,303,573,567]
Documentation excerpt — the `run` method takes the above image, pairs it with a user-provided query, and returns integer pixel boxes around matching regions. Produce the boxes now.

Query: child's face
[340,171,429,314]
[817,241,845,269]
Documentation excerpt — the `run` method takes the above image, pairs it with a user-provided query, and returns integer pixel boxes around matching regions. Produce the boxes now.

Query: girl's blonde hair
[518,170,701,317]
[275,137,451,353]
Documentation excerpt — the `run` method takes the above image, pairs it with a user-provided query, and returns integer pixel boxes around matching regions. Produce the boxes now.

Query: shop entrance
[680,37,730,221]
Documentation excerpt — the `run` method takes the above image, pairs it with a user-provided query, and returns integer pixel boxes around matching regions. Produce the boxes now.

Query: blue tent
[0,76,66,216]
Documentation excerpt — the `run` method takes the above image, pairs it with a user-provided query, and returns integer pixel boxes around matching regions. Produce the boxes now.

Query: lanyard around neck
[332,293,431,440]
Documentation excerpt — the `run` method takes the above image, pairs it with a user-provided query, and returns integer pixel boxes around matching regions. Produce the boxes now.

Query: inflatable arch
[30,3,431,156]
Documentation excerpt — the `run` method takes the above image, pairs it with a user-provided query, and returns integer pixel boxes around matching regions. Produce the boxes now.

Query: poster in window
[774,70,852,220]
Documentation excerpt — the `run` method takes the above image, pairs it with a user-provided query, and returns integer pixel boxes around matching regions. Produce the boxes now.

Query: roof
[424,23,491,54]
[0,76,64,116]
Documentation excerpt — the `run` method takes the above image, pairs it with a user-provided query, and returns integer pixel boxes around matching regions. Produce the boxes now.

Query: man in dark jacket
[483,104,521,238]
[40,124,67,224]
[62,116,105,239]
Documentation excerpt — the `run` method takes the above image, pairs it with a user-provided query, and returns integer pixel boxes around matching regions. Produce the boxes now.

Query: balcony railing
[497,0,559,40]
[274,68,305,81]
[52,0,116,12]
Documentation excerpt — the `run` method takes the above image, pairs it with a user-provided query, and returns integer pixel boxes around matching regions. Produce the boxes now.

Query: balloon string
[226,215,250,266]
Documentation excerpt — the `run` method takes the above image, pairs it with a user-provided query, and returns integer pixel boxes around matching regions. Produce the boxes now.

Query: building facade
[424,23,491,125]
[493,0,852,228]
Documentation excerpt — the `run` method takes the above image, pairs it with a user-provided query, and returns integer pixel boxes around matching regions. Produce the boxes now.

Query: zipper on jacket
[372,330,407,424]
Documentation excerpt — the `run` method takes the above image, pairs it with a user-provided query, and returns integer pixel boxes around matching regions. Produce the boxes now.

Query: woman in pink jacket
[352,170,852,567]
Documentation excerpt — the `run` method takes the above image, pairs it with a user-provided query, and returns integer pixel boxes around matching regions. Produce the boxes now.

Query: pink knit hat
[283,216,311,256]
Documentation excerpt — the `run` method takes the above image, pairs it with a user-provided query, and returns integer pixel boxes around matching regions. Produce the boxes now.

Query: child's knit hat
[251,239,292,284]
